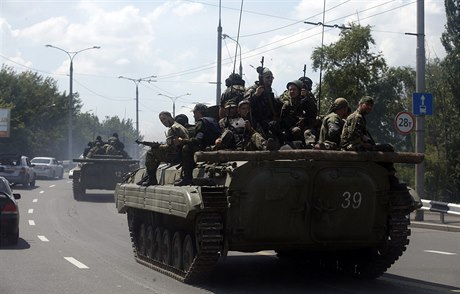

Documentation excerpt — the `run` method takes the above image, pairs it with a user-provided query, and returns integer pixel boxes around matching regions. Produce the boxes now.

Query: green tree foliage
[425,0,460,202]
[441,0,460,112]
[310,24,414,149]
[311,24,387,113]
[0,65,139,160]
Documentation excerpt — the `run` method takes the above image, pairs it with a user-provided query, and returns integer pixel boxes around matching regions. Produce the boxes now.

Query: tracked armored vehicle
[114,149,423,283]
[72,155,139,199]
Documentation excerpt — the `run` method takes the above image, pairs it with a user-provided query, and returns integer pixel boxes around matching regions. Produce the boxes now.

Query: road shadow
[75,192,115,203]
[194,254,457,294]
[0,238,31,250]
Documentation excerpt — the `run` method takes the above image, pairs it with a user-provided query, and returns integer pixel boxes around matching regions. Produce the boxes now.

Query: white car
[31,157,64,179]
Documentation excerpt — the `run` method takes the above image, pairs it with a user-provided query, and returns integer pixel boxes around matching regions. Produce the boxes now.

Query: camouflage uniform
[145,121,189,172]
[176,104,221,186]
[279,80,318,144]
[319,112,344,149]
[244,68,283,139]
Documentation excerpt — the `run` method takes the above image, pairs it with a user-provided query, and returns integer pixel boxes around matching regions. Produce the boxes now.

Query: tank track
[128,187,226,283]
[352,179,414,278]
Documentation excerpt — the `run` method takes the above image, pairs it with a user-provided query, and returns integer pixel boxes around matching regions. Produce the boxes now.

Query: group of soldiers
[136,67,387,187]
[83,133,129,158]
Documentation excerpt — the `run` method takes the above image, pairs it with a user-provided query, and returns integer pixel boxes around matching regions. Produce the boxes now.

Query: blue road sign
[413,92,433,115]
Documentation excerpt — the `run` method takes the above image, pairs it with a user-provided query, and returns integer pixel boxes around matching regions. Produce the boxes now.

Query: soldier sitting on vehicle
[341,96,394,152]
[215,99,273,151]
[174,114,195,138]
[136,111,189,186]
[86,141,106,158]
[316,97,350,150]
[279,79,318,148]
[173,103,221,186]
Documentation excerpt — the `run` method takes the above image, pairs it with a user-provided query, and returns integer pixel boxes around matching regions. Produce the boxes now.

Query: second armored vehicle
[72,154,139,199]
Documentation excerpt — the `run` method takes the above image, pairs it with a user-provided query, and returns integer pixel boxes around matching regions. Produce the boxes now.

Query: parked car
[0,154,36,187]
[31,157,64,179]
[0,176,20,246]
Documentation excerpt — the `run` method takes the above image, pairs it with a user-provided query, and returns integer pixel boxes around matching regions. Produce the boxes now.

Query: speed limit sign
[394,111,415,134]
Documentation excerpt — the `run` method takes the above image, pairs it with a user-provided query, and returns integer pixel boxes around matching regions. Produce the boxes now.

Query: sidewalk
[410,211,460,232]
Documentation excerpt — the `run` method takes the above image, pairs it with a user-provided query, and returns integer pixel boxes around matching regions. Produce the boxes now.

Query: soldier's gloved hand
[135,139,141,145]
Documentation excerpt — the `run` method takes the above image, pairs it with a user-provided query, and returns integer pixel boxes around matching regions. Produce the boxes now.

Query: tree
[311,24,387,114]
[0,65,140,160]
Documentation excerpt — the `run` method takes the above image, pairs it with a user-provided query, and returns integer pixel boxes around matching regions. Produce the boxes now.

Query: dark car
[0,176,21,246]
[0,154,36,187]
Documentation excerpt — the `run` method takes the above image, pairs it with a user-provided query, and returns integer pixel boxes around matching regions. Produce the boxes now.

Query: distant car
[0,154,36,187]
[31,157,64,179]
[0,176,21,246]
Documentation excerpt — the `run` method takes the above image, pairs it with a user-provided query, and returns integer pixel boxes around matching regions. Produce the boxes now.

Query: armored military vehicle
[114,149,423,283]
[72,154,139,199]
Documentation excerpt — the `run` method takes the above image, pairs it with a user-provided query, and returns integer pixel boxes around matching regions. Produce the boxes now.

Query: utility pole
[216,0,222,105]
[415,0,426,221]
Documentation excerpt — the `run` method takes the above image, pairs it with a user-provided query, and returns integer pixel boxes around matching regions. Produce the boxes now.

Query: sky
[0,0,448,142]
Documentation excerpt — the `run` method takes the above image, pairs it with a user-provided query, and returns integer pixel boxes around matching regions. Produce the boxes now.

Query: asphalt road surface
[0,177,458,294]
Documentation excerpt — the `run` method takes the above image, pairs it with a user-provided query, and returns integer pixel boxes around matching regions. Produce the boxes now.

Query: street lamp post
[118,75,157,139]
[222,34,243,77]
[158,93,191,117]
[46,44,100,161]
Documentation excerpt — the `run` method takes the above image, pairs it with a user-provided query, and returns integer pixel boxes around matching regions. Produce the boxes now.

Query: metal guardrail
[419,199,460,224]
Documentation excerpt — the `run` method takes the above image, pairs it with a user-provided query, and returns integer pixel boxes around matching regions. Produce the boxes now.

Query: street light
[158,93,191,117]
[222,34,243,77]
[118,75,157,139]
[45,44,100,161]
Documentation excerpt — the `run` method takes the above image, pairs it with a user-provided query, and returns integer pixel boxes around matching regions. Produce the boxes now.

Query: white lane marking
[39,191,44,194]
[64,257,89,269]
[28,220,36,226]
[32,199,38,203]
[49,185,56,188]
[28,209,34,214]
[37,235,49,242]
[424,250,457,256]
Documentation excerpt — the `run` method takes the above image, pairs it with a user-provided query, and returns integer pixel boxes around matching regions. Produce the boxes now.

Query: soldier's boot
[174,157,193,186]
[137,163,159,186]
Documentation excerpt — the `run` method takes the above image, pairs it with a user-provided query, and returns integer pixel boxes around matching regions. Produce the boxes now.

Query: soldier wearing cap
[174,103,221,186]
[341,96,375,151]
[317,97,350,150]
[244,67,282,142]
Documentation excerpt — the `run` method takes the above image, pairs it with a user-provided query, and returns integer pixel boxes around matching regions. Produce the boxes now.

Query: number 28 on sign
[394,111,415,135]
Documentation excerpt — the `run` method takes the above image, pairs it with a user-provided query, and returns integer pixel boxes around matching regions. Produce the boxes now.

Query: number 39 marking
[341,192,362,209]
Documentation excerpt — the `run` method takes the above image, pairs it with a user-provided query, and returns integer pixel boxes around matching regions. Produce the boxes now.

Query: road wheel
[161,229,171,265]
[152,228,162,261]
[171,231,183,270]
[182,234,196,272]
[138,223,146,256]
[145,225,154,259]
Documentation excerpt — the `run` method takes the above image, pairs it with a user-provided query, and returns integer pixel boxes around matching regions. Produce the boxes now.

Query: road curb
[410,221,460,232]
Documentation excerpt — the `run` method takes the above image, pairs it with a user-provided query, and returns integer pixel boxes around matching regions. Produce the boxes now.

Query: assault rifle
[135,139,160,149]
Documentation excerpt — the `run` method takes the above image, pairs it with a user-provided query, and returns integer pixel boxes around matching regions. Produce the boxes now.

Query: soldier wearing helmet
[278,79,318,147]
[317,97,350,150]
[244,66,282,143]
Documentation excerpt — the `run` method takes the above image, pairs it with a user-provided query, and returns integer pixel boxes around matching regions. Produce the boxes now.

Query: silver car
[31,157,64,179]
[0,154,37,187]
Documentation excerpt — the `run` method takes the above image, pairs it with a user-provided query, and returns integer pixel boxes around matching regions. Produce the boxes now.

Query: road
[0,177,459,294]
